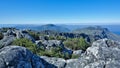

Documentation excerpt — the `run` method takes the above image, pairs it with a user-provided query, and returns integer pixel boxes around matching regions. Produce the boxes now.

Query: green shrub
[48,36,66,41]
[37,46,64,58]
[49,36,55,40]
[64,38,90,51]
[12,38,37,53]
[64,52,71,60]
[56,36,66,41]
[12,38,80,59]
[27,31,40,40]
[71,54,80,59]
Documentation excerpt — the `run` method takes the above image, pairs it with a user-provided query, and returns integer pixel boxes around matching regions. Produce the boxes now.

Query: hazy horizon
[0,22,120,25]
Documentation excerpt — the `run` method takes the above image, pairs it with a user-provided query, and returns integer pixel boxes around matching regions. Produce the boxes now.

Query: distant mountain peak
[43,24,56,27]
[39,24,70,32]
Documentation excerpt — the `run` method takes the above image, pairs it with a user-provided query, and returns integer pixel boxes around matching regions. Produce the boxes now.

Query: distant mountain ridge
[38,24,70,32]
[73,26,120,42]
[9,24,70,32]
[0,24,120,35]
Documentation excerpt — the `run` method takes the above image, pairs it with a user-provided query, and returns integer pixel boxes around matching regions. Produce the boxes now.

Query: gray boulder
[16,30,23,39]
[42,40,64,49]
[5,30,16,36]
[0,35,15,48]
[41,56,66,68]
[16,30,35,43]
[0,46,57,68]
[0,46,43,68]
[73,50,83,55]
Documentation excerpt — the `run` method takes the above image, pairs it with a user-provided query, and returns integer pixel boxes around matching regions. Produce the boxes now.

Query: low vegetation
[38,46,79,59]
[27,31,40,40]
[49,35,66,41]
[12,38,79,59]
[37,46,64,58]
[64,38,90,51]
[12,38,37,53]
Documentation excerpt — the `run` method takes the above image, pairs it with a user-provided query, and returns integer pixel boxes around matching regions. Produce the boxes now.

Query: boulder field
[0,39,120,68]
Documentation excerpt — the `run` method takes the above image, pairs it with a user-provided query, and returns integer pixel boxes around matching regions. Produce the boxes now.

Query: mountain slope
[38,24,70,32]
[73,26,120,41]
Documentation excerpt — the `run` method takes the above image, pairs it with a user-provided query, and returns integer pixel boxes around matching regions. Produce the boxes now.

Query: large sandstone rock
[0,46,57,68]
[65,39,120,68]
[16,30,35,43]
[42,40,64,49]
[5,29,16,36]
[0,36,15,48]
[41,56,66,68]
[0,30,36,48]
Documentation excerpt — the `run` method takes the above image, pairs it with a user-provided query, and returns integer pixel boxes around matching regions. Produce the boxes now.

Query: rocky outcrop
[0,29,36,49]
[16,30,35,43]
[0,46,57,68]
[73,50,83,55]
[0,35,15,48]
[0,46,43,68]
[5,30,16,36]
[65,39,120,68]
[41,40,64,49]
[4,29,35,43]
[41,56,66,68]
[40,39,120,68]
[37,40,73,55]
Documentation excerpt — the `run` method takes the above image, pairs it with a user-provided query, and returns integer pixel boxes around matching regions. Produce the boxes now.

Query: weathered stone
[46,39,120,68]
[41,56,66,68]
[0,46,58,68]
[73,50,83,55]
[37,40,73,55]
[0,36,15,48]
[16,30,35,43]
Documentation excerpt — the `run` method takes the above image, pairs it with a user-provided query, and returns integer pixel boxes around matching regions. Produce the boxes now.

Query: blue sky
[0,0,120,25]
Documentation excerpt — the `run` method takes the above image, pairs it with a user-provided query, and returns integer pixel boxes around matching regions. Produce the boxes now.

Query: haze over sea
[0,24,120,35]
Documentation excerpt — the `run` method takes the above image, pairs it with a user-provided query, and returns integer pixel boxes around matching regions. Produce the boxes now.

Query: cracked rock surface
[1,38,120,68]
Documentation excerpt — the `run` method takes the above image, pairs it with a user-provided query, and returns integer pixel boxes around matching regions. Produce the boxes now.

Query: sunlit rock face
[41,39,120,68]
[0,46,59,68]
[0,29,36,49]
[0,35,15,48]
[65,39,120,68]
